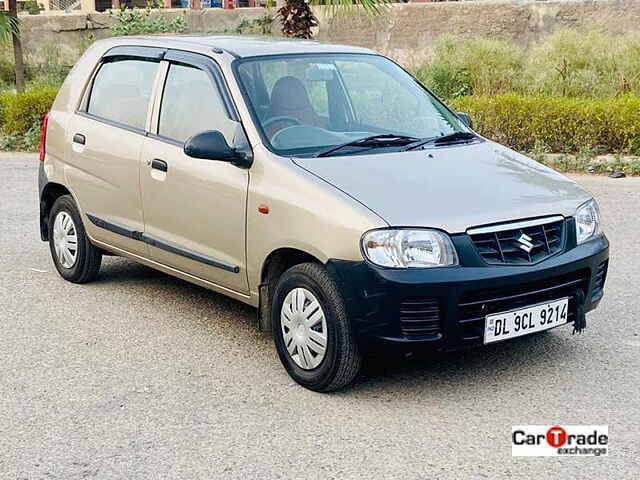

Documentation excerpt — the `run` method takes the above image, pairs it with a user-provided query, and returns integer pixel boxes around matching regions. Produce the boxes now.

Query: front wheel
[272,263,362,392]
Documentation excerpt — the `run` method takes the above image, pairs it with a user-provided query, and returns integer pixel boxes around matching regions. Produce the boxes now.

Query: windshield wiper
[315,134,419,158]
[404,131,477,151]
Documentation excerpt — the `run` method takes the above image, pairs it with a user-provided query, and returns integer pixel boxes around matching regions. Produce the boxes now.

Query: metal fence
[49,0,82,10]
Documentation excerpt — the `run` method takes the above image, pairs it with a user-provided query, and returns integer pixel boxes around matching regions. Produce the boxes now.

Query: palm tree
[278,0,387,40]
[1,0,25,92]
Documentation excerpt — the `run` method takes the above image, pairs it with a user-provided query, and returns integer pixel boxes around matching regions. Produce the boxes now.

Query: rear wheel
[49,195,102,283]
[272,263,362,392]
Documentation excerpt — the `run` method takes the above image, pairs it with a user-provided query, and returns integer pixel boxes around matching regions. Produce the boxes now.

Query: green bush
[0,120,41,152]
[450,94,640,155]
[111,7,187,36]
[0,55,39,91]
[413,37,472,98]
[0,91,10,126]
[414,30,640,99]
[17,0,42,14]
[522,30,640,98]
[0,57,15,86]
[231,15,275,36]
[413,36,524,98]
[0,86,57,135]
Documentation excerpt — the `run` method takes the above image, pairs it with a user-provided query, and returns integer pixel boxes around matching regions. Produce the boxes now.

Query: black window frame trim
[163,50,240,122]
[151,51,239,146]
[76,111,148,137]
[102,46,166,61]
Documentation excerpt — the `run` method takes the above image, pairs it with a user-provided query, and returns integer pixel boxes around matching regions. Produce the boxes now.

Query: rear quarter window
[87,59,159,130]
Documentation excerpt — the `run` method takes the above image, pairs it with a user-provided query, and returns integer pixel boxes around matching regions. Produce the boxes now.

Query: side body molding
[86,213,240,274]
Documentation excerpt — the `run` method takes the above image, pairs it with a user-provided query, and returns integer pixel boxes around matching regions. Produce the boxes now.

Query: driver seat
[268,76,324,128]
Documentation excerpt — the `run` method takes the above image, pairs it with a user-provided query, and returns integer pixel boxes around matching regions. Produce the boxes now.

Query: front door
[139,54,249,293]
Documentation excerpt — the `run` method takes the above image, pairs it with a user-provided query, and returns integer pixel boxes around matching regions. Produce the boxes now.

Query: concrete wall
[316,0,640,66]
[14,0,640,68]
[16,8,272,66]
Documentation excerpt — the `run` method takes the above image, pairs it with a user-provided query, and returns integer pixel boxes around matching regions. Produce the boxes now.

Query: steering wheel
[262,116,302,136]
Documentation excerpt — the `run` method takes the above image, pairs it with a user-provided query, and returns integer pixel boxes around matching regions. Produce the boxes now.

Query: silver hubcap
[53,211,78,269]
[281,288,328,370]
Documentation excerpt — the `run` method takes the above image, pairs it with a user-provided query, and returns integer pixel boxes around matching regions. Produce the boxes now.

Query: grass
[0,120,40,152]
[413,30,640,99]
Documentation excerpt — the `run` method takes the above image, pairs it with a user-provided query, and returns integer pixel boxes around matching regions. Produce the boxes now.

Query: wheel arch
[40,182,73,241]
[257,247,323,332]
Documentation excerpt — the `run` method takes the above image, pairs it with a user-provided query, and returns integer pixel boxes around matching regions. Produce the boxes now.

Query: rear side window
[87,59,159,130]
[158,63,236,144]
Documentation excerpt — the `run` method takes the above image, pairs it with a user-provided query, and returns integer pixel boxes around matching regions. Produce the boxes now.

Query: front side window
[235,54,468,157]
[87,58,159,130]
[158,63,237,144]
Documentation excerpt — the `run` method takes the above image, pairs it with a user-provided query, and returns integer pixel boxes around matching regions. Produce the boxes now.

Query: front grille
[457,270,589,342]
[592,260,608,300]
[469,218,565,265]
[399,297,442,339]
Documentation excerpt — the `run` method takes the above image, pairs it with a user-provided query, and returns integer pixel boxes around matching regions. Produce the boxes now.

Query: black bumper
[327,233,609,352]
[38,162,49,241]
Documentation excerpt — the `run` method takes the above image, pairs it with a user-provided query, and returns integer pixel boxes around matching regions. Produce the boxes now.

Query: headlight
[361,229,459,268]
[575,199,601,244]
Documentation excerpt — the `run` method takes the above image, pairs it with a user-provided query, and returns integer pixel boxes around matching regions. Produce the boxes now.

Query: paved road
[1,153,638,479]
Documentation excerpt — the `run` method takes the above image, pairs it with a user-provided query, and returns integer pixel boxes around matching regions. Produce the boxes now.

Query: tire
[272,263,362,392]
[49,195,102,284]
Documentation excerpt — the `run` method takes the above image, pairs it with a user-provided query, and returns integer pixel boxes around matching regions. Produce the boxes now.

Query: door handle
[151,159,168,172]
[73,133,86,145]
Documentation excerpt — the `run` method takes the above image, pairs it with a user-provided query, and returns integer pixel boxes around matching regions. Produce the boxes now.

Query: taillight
[39,112,50,162]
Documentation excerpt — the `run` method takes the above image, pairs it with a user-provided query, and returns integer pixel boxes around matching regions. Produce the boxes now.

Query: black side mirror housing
[184,130,252,168]
[457,112,473,129]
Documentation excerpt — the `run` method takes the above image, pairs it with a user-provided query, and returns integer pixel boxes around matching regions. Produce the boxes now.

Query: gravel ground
[1,153,638,479]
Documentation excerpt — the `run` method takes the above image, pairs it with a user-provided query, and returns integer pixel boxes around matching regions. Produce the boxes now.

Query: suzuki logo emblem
[517,233,535,253]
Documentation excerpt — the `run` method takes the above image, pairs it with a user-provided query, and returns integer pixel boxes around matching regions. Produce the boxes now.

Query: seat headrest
[270,76,314,112]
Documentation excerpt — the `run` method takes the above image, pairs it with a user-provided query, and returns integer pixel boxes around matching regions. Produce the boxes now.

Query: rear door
[139,51,250,293]
[65,47,164,256]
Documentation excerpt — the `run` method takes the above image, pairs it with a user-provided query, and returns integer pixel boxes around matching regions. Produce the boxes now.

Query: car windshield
[234,54,469,157]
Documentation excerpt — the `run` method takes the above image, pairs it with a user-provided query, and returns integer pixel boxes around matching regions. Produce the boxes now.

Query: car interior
[237,61,371,151]
[236,58,458,154]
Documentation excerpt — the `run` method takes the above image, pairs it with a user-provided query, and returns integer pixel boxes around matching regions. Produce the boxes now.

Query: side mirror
[457,112,473,129]
[184,130,252,168]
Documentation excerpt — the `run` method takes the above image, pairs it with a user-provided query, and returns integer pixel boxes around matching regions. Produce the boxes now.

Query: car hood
[293,141,592,233]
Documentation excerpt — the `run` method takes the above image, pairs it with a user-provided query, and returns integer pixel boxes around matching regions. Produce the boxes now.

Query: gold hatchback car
[39,36,609,391]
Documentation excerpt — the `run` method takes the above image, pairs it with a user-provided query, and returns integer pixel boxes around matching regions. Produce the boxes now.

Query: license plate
[484,298,569,344]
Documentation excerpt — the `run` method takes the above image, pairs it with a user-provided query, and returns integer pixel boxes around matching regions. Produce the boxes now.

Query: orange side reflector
[258,204,270,214]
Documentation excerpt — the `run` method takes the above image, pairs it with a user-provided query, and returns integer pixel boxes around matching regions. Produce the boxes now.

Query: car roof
[118,35,376,58]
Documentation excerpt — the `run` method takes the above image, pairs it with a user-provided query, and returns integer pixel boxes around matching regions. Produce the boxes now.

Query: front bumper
[327,232,609,352]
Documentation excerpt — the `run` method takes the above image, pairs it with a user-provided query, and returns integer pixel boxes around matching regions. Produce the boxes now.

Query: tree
[278,0,387,40]
[0,0,25,92]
